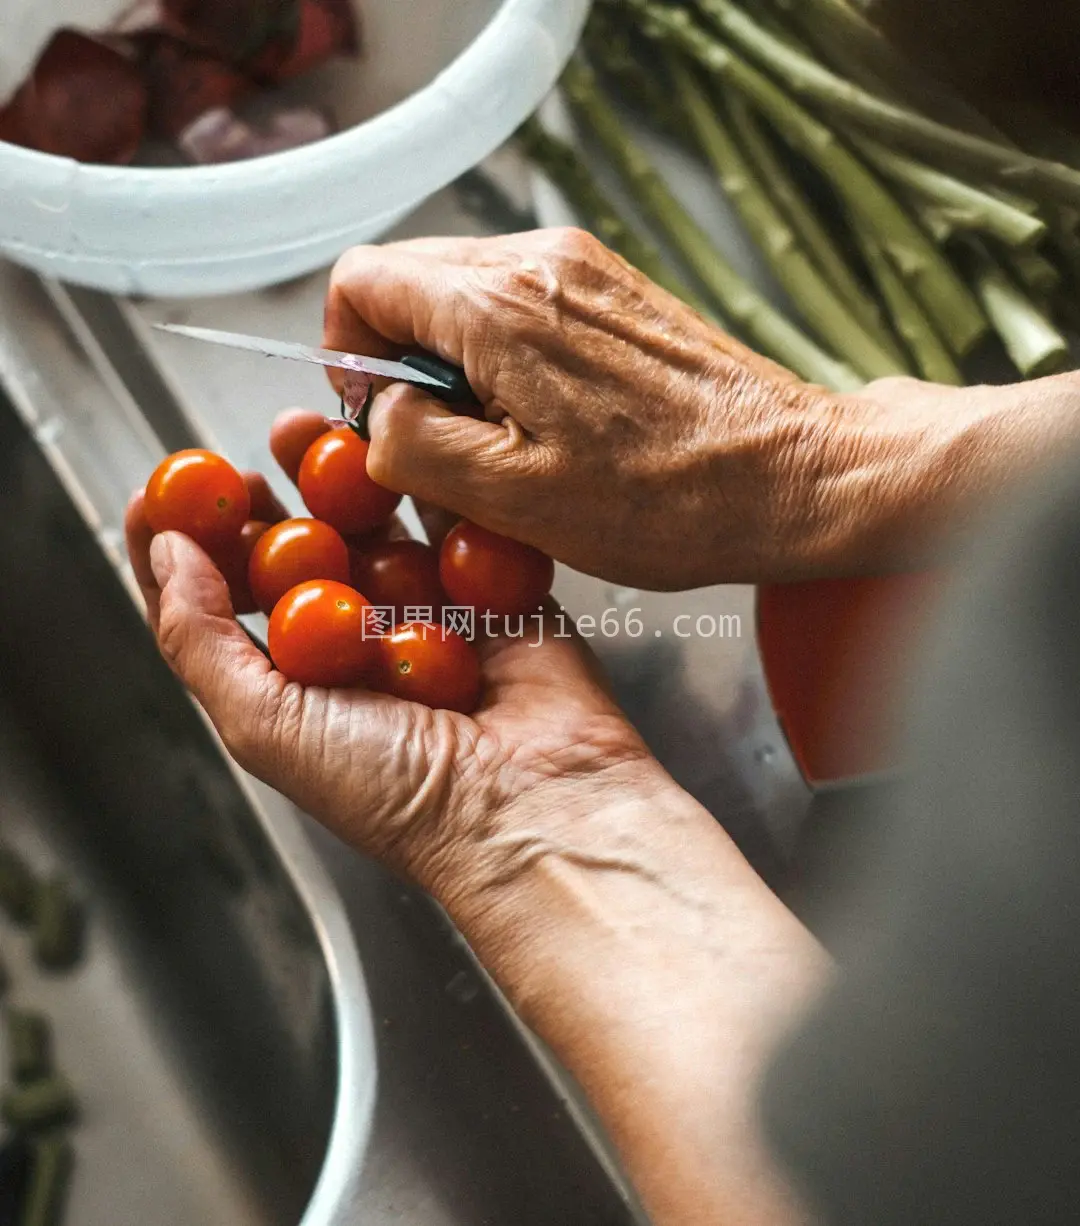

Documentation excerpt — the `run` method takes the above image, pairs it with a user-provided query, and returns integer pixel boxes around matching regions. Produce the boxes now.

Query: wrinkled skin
[324,228,842,589]
[125,456,666,909]
[323,228,1080,590]
[128,228,1080,899]
[129,227,1080,1226]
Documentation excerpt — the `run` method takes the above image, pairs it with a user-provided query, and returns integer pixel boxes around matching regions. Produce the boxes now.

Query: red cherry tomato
[439,521,554,618]
[145,449,251,551]
[349,541,445,615]
[375,623,482,714]
[268,580,379,688]
[298,429,401,536]
[269,409,336,484]
[248,518,350,615]
[214,519,271,616]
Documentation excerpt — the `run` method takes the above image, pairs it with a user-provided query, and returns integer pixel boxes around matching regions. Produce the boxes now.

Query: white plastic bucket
[0,0,590,296]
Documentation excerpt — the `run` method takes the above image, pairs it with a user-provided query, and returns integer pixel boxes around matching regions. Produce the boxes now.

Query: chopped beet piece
[8,30,148,165]
[250,0,360,84]
[141,35,255,140]
[160,0,298,64]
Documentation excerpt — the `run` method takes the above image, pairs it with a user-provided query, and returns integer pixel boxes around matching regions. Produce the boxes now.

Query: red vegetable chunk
[0,103,28,148]
[251,0,361,84]
[7,31,148,165]
[141,35,254,141]
[160,0,296,64]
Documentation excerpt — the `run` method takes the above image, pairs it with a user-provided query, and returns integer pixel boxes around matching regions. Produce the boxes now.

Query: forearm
[738,370,1080,581]
[441,769,830,1226]
[853,371,1080,571]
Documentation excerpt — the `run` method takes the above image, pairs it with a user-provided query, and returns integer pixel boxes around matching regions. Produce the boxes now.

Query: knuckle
[328,244,370,290]
[484,227,608,317]
[866,374,923,399]
[546,225,600,263]
[365,439,396,488]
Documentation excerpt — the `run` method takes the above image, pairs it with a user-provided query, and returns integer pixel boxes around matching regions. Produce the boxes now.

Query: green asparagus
[722,90,898,351]
[671,54,906,379]
[680,0,1080,207]
[852,228,962,384]
[761,0,1011,142]
[957,240,1070,378]
[562,57,863,390]
[517,119,721,322]
[851,138,1046,249]
[623,1,988,355]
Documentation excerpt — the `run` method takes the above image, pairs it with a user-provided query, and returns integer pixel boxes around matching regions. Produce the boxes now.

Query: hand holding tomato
[124,514,661,901]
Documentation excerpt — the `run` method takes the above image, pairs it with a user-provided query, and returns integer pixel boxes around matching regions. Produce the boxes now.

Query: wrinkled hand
[124,418,663,908]
[323,227,866,590]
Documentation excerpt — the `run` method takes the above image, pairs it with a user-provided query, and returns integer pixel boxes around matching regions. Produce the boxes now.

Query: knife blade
[152,323,477,406]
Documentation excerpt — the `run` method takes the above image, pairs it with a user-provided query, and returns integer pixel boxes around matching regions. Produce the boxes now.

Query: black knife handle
[401,354,479,407]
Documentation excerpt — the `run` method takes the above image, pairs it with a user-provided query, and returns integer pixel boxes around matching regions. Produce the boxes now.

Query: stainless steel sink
[0,151,816,1218]
[0,359,375,1223]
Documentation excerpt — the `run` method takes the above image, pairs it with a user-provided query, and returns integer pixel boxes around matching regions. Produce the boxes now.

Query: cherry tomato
[215,519,271,616]
[268,580,379,688]
[145,449,251,551]
[349,541,445,615]
[439,521,554,618]
[269,409,336,484]
[298,428,401,536]
[248,518,350,615]
[375,623,482,714]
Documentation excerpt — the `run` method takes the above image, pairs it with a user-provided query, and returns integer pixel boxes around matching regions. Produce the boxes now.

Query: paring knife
[153,323,478,407]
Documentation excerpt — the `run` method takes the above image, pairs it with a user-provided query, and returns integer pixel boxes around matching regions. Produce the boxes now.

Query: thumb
[150,532,284,763]
[366,383,532,527]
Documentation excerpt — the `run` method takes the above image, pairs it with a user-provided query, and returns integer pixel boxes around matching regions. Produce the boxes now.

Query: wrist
[434,758,686,958]
[821,373,1080,575]
[437,763,827,1226]
[433,761,792,1029]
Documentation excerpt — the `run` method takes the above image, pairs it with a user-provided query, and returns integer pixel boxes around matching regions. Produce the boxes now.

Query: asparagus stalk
[1051,289,1080,339]
[623,0,988,355]
[1050,221,1080,305]
[587,1,897,359]
[633,0,1080,207]
[562,58,863,391]
[956,240,1070,378]
[762,0,1012,142]
[850,137,1046,248]
[853,229,963,384]
[721,90,898,351]
[1005,247,1062,297]
[671,55,906,380]
[517,118,720,321]
[583,7,688,143]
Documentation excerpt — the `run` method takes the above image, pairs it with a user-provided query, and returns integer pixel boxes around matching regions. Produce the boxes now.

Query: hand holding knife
[154,323,479,436]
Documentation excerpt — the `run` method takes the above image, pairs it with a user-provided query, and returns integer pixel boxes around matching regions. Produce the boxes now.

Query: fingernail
[149,533,177,587]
